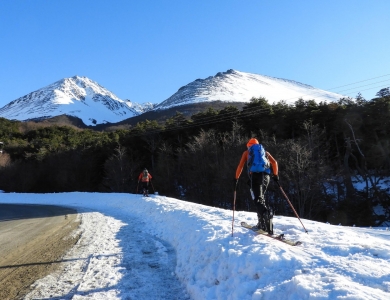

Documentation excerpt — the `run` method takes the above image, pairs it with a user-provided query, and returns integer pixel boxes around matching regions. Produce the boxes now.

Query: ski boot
[254,215,267,231]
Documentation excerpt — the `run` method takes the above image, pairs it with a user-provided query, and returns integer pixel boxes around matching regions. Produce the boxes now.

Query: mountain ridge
[0,70,346,126]
[154,69,345,110]
[0,76,154,126]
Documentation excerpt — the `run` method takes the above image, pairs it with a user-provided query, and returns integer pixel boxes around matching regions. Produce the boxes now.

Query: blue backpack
[247,144,271,174]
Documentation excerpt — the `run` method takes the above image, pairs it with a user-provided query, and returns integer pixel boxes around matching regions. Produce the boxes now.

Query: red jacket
[138,172,152,182]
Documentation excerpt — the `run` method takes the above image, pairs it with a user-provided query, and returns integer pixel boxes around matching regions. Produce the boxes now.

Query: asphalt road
[0,204,80,299]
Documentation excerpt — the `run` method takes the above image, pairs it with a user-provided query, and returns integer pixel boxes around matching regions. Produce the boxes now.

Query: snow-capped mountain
[0,70,347,126]
[154,69,345,110]
[0,76,153,126]
[124,99,155,115]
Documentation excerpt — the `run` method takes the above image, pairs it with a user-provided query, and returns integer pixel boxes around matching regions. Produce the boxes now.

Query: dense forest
[1,89,389,226]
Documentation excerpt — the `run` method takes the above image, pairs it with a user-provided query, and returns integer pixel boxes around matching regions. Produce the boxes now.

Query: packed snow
[1,193,390,300]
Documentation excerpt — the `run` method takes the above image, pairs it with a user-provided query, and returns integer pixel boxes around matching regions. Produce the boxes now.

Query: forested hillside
[1,90,389,226]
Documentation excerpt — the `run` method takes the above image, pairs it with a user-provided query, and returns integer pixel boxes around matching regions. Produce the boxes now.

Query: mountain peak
[0,70,347,126]
[0,76,150,126]
[155,69,345,110]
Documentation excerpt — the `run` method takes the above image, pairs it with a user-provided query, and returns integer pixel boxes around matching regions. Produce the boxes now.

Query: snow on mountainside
[0,76,153,126]
[154,69,346,110]
[0,70,347,125]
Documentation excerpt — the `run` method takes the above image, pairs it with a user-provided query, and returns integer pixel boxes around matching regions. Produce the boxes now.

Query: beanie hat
[246,138,259,148]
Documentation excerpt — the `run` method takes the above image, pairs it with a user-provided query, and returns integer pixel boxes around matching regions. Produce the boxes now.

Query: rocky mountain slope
[0,76,153,126]
[0,70,346,126]
[154,69,345,110]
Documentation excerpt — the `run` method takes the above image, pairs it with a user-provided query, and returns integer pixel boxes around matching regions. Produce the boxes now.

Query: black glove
[273,175,279,182]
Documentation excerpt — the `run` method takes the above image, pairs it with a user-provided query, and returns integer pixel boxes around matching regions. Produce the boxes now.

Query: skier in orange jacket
[235,138,279,233]
[138,168,152,197]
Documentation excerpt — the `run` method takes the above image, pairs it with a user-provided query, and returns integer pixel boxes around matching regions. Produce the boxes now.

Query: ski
[241,222,302,246]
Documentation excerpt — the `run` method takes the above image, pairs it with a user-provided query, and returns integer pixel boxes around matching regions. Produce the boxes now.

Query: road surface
[0,203,80,299]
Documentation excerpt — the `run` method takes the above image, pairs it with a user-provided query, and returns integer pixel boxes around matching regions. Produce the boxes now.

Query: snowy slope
[0,70,347,125]
[1,193,389,300]
[0,76,153,126]
[155,69,346,110]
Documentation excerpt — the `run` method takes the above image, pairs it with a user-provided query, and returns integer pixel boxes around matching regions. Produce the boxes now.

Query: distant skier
[235,138,279,234]
[138,168,152,197]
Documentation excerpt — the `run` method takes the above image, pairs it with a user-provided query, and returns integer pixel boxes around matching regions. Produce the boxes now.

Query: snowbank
[1,193,389,299]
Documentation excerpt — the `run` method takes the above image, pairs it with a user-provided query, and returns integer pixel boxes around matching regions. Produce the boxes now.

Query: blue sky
[1,0,389,107]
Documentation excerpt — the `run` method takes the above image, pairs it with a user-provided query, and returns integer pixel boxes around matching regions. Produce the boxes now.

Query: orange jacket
[235,150,278,180]
[138,172,152,182]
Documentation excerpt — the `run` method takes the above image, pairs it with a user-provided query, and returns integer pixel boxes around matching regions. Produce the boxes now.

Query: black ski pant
[141,182,149,194]
[250,172,270,222]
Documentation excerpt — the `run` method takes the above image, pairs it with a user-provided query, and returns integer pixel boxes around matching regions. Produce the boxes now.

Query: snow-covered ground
[1,193,390,300]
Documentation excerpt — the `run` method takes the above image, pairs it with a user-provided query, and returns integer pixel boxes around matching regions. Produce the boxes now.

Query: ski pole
[277,182,308,234]
[150,180,155,193]
[136,181,139,194]
[232,189,236,237]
